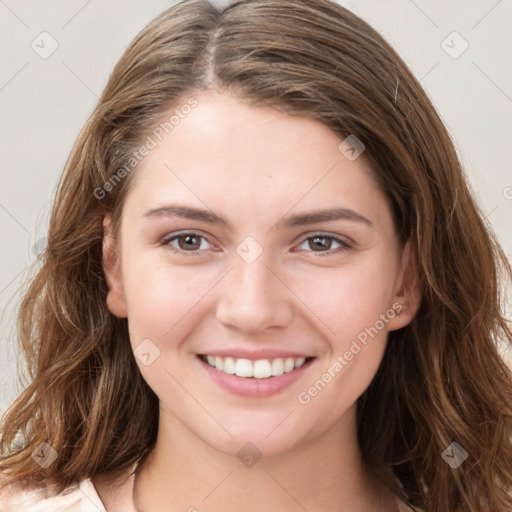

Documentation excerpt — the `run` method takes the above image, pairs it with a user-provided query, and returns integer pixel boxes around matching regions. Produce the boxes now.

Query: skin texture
[101,90,420,512]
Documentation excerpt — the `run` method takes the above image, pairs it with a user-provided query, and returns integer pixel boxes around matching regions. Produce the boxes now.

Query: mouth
[196,353,316,398]
[198,354,315,378]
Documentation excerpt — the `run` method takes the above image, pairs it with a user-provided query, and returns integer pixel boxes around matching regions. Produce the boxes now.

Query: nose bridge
[215,238,293,333]
[235,246,273,294]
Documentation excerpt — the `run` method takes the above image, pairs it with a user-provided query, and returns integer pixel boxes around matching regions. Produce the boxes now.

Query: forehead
[123,90,389,229]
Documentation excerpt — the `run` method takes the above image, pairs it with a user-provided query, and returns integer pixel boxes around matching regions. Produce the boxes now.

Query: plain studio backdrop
[0,0,511,415]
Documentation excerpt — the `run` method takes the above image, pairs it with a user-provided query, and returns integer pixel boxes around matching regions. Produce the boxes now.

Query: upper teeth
[204,355,307,379]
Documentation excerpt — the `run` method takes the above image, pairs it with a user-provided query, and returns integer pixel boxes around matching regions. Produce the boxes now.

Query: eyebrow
[143,205,373,230]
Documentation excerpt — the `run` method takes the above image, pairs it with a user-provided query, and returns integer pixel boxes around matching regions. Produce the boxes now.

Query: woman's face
[104,90,418,457]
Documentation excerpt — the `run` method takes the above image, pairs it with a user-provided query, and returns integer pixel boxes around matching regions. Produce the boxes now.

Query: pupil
[181,235,199,250]
[311,236,329,251]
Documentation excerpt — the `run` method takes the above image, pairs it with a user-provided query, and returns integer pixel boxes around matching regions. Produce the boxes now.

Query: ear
[387,239,422,331]
[102,214,128,318]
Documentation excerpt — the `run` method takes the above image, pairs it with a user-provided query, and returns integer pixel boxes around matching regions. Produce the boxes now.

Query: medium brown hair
[1,1,511,510]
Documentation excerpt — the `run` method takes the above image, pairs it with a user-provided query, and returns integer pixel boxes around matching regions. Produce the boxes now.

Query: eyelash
[161,231,353,257]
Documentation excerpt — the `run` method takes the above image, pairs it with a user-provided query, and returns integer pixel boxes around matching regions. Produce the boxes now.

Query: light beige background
[1,0,511,415]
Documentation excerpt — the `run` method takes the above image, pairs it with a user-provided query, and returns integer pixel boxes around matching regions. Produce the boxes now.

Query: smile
[196,351,317,398]
[200,354,313,379]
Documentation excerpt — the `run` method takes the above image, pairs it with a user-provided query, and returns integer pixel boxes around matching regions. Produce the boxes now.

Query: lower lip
[197,356,315,398]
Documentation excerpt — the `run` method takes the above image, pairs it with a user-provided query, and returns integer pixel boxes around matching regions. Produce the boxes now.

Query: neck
[133,402,395,512]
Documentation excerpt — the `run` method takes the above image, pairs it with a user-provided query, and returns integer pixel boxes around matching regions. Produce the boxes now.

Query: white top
[0,474,414,512]
[0,478,107,512]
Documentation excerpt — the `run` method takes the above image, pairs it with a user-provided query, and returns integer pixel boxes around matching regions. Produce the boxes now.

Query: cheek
[122,258,217,348]
[121,261,219,394]
[294,266,394,426]
[288,256,397,409]
[291,256,398,344]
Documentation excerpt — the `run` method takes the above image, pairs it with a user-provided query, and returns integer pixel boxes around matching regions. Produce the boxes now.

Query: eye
[162,231,214,254]
[295,233,352,256]
[161,231,352,257]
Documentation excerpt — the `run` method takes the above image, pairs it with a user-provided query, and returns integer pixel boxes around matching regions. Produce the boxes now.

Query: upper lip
[198,348,314,361]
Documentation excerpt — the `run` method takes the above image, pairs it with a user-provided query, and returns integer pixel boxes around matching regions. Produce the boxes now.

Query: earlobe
[102,214,128,318]
[388,239,422,331]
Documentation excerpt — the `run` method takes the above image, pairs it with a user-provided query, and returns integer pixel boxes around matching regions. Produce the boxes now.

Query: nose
[215,248,294,335]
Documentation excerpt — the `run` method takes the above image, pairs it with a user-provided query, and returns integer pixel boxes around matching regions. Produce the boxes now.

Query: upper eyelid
[163,231,214,246]
[298,232,353,244]
[162,231,353,251]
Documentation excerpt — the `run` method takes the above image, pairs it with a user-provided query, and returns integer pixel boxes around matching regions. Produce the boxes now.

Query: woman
[1,0,511,511]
